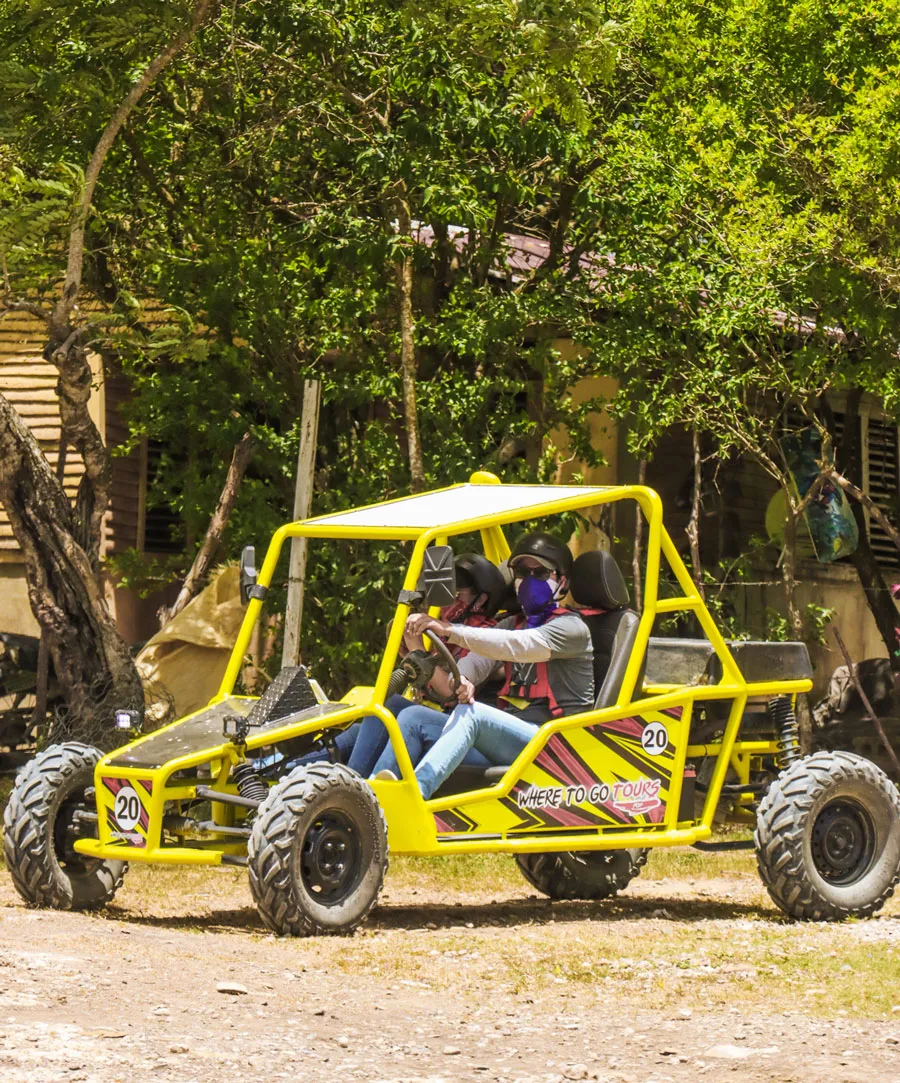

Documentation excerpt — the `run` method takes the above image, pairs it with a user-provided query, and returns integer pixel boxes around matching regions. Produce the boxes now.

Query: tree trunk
[394,194,425,492]
[780,488,812,751]
[32,434,68,728]
[0,0,218,740]
[779,487,805,642]
[0,395,142,745]
[523,374,546,472]
[686,429,704,599]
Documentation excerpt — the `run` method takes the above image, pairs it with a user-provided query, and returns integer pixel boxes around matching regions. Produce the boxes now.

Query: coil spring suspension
[231,761,269,805]
[769,696,801,769]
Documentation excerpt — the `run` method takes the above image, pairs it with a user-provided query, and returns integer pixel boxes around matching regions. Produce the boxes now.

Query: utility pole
[282,379,321,668]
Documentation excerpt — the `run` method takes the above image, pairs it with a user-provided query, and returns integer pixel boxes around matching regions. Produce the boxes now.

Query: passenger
[382,533,593,799]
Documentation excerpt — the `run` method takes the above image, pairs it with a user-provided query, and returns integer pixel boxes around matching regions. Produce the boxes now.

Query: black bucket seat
[569,549,643,709]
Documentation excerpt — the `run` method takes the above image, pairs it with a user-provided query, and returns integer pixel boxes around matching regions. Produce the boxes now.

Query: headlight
[115,709,140,731]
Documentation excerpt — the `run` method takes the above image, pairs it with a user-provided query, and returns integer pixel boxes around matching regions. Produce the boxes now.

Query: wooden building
[0,310,173,644]
[642,406,900,694]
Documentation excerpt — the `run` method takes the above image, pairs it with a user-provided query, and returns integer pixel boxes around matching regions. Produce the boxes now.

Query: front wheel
[755,751,900,921]
[3,743,127,910]
[515,848,648,901]
[248,762,388,936]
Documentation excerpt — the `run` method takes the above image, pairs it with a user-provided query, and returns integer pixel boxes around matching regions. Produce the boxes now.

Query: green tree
[593,0,900,667]
[0,0,217,739]
[1,0,637,703]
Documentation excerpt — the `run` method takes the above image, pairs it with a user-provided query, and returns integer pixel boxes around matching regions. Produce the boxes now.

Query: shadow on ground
[100,891,777,935]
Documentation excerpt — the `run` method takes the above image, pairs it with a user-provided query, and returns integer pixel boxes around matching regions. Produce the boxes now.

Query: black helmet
[454,553,507,618]
[509,532,573,578]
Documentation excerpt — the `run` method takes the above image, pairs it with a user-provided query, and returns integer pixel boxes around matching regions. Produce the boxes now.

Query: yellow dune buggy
[5,473,900,934]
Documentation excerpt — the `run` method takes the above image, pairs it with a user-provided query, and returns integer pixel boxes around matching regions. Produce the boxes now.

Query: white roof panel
[306,483,608,531]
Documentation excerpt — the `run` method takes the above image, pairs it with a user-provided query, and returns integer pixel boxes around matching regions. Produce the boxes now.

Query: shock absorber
[230,761,269,805]
[769,696,801,769]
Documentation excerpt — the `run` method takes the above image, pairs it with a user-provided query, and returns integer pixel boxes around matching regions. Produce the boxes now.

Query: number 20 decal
[641,721,669,755]
[113,785,142,831]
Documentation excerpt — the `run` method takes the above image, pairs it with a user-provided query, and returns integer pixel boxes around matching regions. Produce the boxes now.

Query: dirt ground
[1,855,899,1083]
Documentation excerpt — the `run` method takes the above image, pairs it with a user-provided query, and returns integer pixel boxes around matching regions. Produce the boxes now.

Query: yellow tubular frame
[78,474,812,866]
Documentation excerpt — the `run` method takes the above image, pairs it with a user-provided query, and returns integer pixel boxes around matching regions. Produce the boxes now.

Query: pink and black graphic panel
[432,706,685,837]
[102,776,152,848]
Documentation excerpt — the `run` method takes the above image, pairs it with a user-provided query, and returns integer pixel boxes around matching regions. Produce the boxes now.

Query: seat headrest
[570,550,630,610]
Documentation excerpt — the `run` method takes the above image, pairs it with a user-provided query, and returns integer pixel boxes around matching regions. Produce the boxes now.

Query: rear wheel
[3,743,126,910]
[755,751,900,921]
[248,762,388,936]
[516,848,648,901]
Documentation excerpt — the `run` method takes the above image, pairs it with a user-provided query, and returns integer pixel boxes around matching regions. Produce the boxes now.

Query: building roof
[410,222,612,286]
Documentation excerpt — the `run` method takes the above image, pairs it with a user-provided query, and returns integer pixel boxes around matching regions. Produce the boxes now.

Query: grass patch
[330,901,900,1019]
[386,853,522,893]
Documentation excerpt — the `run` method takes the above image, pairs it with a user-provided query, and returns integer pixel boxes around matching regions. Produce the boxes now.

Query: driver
[349,552,507,775]
[384,532,593,799]
[283,553,506,777]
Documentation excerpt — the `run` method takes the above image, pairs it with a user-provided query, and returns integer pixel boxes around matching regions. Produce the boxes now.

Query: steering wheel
[422,628,461,692]
[386,627,461,699]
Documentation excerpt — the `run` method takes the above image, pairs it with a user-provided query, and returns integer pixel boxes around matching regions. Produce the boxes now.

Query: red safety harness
[438,606,496,661]
[497,607,575,719]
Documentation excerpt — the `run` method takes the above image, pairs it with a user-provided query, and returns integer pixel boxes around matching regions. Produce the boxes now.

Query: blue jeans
[414,702,539,799]
[283,722,360,772]
[344,694,411,776]
[284,692,409,776]
[370,704,490,777]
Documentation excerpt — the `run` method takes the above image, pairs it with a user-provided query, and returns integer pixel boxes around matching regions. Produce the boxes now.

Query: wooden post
[686,429,705,600]
[283,379,322,668]
[632,458,647,612]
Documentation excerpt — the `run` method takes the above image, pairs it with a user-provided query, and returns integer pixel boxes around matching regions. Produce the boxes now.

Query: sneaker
[373,769,398,782]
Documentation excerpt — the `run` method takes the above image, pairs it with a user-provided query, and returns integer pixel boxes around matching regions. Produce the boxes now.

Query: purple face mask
[517,574,559,627]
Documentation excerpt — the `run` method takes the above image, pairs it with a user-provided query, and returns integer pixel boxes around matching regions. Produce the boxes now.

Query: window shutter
[866,418,900,569]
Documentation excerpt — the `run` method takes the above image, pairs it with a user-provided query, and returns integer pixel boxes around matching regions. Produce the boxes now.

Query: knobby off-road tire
[515,848,649,901]
[3,743,126,910]
[248,762,388,936]
[756,750,900,921]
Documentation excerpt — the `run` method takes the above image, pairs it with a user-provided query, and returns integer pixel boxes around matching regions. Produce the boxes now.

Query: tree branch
[0,299,50,321]
[827,467,900,553]
[393,188,425,492]
[50,0,218,335]
[686,428,704,598]
[160,431,255,625]
[832,626,900,777]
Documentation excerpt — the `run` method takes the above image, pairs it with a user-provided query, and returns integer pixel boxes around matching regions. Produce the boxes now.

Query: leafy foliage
[5,0,900,692]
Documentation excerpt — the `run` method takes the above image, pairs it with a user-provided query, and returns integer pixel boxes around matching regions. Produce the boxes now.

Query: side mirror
[419,545,456,608]
[240,545,258,605]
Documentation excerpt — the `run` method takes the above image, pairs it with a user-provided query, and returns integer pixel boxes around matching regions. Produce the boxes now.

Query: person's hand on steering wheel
[406,613,451,639]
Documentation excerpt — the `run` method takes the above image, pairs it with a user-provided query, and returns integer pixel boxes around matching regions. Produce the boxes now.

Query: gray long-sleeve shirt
[449,613,593,718]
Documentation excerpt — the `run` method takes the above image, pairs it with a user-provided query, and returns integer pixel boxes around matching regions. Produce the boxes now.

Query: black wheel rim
[53,786,99,874]
[300,810,362,905]
[811,798,876,885]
